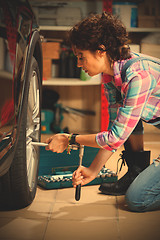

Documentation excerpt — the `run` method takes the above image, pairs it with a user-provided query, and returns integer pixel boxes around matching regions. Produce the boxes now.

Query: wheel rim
[26,69,40,191]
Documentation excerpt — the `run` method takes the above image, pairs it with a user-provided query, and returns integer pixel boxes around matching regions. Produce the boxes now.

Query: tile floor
[0,131,160,240]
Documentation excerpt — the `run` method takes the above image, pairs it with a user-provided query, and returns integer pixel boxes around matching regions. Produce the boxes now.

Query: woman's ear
[97,44,106,57]
[97,51,105,58]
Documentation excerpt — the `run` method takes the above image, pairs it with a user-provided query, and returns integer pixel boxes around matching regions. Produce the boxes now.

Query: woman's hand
[45,133,69,153]
[72,166,97,187]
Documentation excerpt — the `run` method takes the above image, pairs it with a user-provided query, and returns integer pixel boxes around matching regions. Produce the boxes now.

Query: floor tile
[55,185,117,205]
[51,202,117,221]
[80,185,117,204]
[54,186,78,203]
[0,201,53,219]
[0,217,47,240]
[44,219,119,240]
[35,187,58,203]
[118,208,160,240]
[117,194,160,240]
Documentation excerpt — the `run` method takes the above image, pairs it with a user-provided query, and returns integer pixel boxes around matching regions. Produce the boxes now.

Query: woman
[46,12,160,212]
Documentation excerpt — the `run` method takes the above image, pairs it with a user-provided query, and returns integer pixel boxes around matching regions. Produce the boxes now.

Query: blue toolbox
[38,146,117,189]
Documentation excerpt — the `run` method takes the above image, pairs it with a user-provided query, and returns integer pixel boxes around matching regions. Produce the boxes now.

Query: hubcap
[26,69,40,191]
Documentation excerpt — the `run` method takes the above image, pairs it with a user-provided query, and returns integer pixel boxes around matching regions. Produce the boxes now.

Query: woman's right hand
[45,133,69,153]
[72,166,97,187]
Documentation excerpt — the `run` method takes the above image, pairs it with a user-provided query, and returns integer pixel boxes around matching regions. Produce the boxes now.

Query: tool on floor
[75,145,84,201]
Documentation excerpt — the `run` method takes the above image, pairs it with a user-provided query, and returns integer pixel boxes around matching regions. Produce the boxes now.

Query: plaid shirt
[96,53,160,152]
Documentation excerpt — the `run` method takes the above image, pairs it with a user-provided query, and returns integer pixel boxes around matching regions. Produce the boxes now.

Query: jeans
[125,119,160,212]
[125,157,160,212]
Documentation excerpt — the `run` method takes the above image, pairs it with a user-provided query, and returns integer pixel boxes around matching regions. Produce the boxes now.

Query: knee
[125,182,148,212]
[125,193,145,212]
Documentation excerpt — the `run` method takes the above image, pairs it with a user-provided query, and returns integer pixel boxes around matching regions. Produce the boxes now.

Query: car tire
[0,57,41,210]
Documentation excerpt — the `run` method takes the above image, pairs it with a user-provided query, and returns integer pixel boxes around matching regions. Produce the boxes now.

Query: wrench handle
[75,184,81,201]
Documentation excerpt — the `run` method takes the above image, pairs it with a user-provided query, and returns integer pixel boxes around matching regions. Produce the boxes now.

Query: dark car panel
[0,0,42,209]
[0,0,42,176]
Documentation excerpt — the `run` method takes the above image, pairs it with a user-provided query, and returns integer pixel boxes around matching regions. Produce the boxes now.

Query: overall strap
[121,57,160,82]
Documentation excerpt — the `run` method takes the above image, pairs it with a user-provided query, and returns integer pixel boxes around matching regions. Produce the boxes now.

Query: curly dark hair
[67,12,131,61]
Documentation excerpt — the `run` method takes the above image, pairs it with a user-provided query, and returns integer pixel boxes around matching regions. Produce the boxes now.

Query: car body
[0,0,43,209]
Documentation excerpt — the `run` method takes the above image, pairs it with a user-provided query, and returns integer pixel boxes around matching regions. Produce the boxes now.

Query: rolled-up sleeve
[96,67,156,152]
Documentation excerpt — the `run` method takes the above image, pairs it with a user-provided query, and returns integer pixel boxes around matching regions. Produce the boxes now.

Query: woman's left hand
[45,133,69,153]
[72,166,97,187]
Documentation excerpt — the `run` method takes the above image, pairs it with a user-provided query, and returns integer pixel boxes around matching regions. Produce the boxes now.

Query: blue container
[113,2,138,28]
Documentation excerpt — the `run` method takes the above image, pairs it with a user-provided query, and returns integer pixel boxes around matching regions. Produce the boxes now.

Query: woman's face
[74,49,111,76]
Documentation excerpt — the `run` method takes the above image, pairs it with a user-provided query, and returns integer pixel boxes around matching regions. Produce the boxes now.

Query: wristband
[69,133,79,146]
[67,133,79,154]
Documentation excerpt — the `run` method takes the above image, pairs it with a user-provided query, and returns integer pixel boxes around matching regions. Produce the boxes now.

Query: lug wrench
[31,141,84,201]
[75,145,84,201]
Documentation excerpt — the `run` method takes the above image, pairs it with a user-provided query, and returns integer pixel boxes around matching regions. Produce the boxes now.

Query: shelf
[39,26,71,31]
[127,27,160,32]
[39,25,160,32]
[0,70,12,80]
[42,77,101,86]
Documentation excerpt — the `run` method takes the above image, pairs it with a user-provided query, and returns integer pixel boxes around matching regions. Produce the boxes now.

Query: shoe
[99,150,150,196]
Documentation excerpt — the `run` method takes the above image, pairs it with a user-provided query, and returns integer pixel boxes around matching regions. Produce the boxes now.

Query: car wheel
[0,57,41,210]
